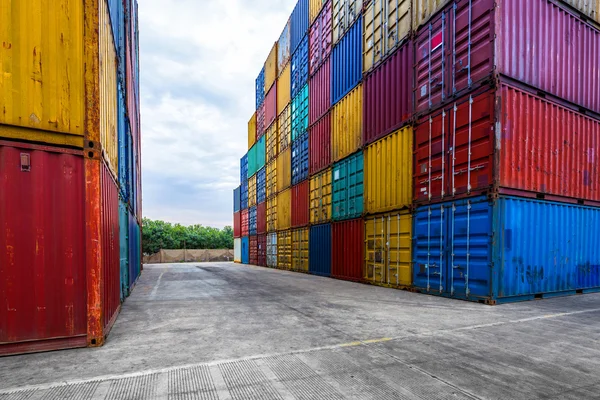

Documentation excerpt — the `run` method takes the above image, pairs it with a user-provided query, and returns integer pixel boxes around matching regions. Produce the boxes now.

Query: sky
[139,0,297,228]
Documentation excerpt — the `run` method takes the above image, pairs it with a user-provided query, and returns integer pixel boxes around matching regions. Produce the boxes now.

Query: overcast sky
[139,0,297,228]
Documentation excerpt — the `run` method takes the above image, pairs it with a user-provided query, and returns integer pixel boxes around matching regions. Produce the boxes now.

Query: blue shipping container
[291,84,309,142]
[117,84,130,203]
[108,0,125,67]
[130,137,138,215]
[257,168,266,204]
[332,152,364,221]
[331,17,363,105]
[291,131,309,185]
[241,181,249,210]
[234,186,241,212]
[291,35,309,99]
[240,154,248,185]
[413,195,600,304]
[249,206,258,235]
[290,0,309,56]
[256,67,265,109]
[128,211,141,288]
[242,237,250,264]
[119,200,129,300]
[310,224,332,277]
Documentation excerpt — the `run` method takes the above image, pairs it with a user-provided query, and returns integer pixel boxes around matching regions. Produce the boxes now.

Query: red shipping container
[257,202,267,234]
[257,234,267,267]
[309,0,332,75]
[332,219,363,282]
[0,142,88,355]
[414,81,600,205]
[363,41,413,145]
[257,102,266,139]
[265,84,277,129]
[291,181,310,227]
[234,211,242,238]
[309,57,331,125]
[250,236,258,265]
[309,113,331,175]
[241,209,249,236]
[415,0,600,116]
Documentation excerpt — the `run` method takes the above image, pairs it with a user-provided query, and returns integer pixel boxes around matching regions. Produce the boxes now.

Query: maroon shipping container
[0,142,88,355]
[363,41,413,145]
[257,102,266,139]
[265,84,277,129]
[332,219,363,282]
[309,57,331,125]
[414,0,600,115]
[241,209,249,236]
[234,211,242,238]
[309,113,331,175]
[309,0,332,75]
[291,181,310,227]
[257,202,267,234]
[101,161,121,334]
[249,236,258,265]
[257,234,267,267]
[414,81,600,205]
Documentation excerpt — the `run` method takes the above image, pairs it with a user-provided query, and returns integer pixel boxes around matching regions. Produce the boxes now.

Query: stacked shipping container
[0,0,142,355]
[233,0,600,304]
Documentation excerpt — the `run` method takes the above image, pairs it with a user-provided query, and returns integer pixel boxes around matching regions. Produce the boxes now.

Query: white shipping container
[267,233,278,268]
[234,238,242,263]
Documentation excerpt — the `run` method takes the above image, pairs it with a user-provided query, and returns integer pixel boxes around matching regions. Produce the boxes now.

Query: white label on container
[334,170,340,180]
[421,85,427,97]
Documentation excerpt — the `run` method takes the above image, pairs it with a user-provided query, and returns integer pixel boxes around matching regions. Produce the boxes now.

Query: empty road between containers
[1,263,600,399]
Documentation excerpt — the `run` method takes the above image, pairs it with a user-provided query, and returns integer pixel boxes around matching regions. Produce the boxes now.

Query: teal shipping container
[128,212,142,289]
[332,152,364,221]
[248,135,266,178]
[119,199,129,300]
[291,84,309,142]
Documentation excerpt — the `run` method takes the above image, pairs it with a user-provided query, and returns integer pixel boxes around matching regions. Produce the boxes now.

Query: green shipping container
[248,135,266,178]
[332,151,364,221]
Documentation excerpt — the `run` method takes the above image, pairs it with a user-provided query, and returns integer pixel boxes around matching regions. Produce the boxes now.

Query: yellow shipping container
[267,196,278,233]
[277,188,292,231]
[265,42,278,92]
[363,0,411,73]
[278,104,291,152]
[364,126,412,214]
[276,147,292,192]
[248,113,257,150]
[291,228,309,272]
[277,64,291,116]
[364,211,412,287]
[266,120,279,163]
[99,0,118,176]
[331,84,362,162]
[412,0,446,30]
[277,230,292,270]
[266,160,278,199]
[248,175,257,208]
[309,169,332,224]
[310,0,327,24]
[0,0,85,147]
[333,0,363,44]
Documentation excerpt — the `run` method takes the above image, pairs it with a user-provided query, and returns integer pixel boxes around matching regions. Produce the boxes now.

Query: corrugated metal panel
[332,151,364,220]
[309,113,331,175]
[292,228,310,272]
[291,131,310,185]
[277,188,292,230]
[127,211,141,288]
[125,0,140,160]
[119,200,129,300]
[364,126,412,214]
[241,181,249,210]
[278,104,292,152]
[413,195,600,303]
[310,168,332,224]
[242,236,250,264]
[249,206,257,235]
[309,224,332,276]
[257,167,267,204]
[248,175,257,208]
[332,0,363,44]
[266,121,279,164]
[291,0,310,54]
[0,0,85,146]
[234,211,241,238]
[248,135,266,178]
[0,143,86,349]
[258,234,267,267]
[241,209,249,236]
[257,102,266,139]
[309,58,331,125]
[267,233,278,267]
[277,230,292,270]
[265,85,278,129]
[310,0,333,75]
[265,42,278,92]
[267,196,278,232]
[332,219,363,281]
[240,154,248,184]
[233,186,241,212]
[250,236,258,265]
[100,0,119,177]
[266,160,277,199]
[292,180,310,227]
[331,84,362,162]
[291,84,310,142]
[101,161,120,331]
[278,20,291,75]
[363,0,411,73]
[117,86,131,203]
[248,114,257,150]
[234,238,242,263]
[562,0,600,24]
[363,42,413,145]
[276,147,292,191]
[292,36,310,99]
[310,0,327,24]
[331,17,362,104]
[256,67,265,109]
[257,202,267,235]
[108,0,125,62]
[277,64,291,115]
[412,0,447,30]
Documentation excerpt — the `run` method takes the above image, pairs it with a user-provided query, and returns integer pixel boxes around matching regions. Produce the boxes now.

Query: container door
[119,201,129,299]
[413,204,446,293]
[387,212,412,287]
[364,215,387,283]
